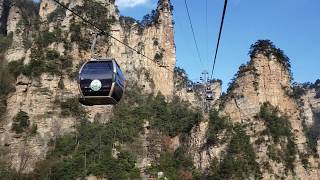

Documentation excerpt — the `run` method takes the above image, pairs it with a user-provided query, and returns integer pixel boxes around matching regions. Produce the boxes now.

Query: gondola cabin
[78,59,125,106]
[186,83,193,92]
[206,90,214,101]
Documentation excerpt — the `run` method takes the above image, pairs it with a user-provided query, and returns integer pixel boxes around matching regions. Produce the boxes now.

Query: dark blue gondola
[186,83,193,92]
[206,90,214,101]
[78,59,125,106]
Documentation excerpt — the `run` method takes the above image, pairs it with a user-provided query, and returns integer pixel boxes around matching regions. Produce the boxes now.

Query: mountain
[0,0,319,179]
[190,40,320,179]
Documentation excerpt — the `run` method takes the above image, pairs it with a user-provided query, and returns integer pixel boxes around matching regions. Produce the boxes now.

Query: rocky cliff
[301,81,320,127]
[189,40,320,179]
[0,0,319,179]
[0,0,177,173]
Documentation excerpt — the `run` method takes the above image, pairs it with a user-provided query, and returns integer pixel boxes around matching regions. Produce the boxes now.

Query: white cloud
[115,0,151,8]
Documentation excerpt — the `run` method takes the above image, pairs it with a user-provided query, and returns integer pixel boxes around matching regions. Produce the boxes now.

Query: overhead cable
[210,0,228,79]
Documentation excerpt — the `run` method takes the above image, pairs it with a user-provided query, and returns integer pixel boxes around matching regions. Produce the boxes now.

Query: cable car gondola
[78,59,125,106]
[206,90,214,101]
[186,83,193,92]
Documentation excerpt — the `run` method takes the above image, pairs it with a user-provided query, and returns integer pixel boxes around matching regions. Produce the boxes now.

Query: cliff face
[0,0,176,172]
[175,81,222,108]
[38,0,176,96]
[220,54,310,179]
[301,82,320,127]
[188,41,320,179]
[1,1,319,179]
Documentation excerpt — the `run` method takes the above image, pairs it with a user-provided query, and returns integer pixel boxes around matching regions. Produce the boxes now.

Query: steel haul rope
[210,0,228,79]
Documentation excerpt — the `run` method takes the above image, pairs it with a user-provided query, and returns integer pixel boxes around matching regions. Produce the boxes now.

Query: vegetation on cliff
[19,85,202,179]
[141,0,173,27]
[206,110,231,146]
[311,79,320,99]
[208,124,261,180]
[8,49,73,78]
[148,147,201,180]
[249,40,292,77]
[11,110,30,134]
[291,80,320,156]
[0,33,13,53]
[220,40,293,109]
[305,111,320,156]
[257,102,297,173]
[0,35,14,119]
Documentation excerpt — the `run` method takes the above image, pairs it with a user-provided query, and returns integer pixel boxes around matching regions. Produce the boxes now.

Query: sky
[117,0,320,91]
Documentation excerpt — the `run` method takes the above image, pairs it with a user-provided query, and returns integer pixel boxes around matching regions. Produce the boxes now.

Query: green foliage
[14,0,40,49]
[141,10,159,27]
[0,57,16,119]
[68,60,86,80]
[35,31,58,48]
[73,0,115,30]
[32,86,202,178]
[30,124,38,135]
[150,94,202,137]
[148,147,198,179]
[9,49,73,78]
[174,66,189,90]
[226,76,238,95]
[47,6,66,22]
[313,79,320,99]
[58,78,65,89]
[208,78,223,85]
[290,82,307,99]
[70,23,81,37]
[141,0,174,27]
[154,52,164,61]
[303,80,320,99]
[21,53,45,77]
[315,90,320,99]
[59,98,87,119]
[14,0,40,19]
[111,88,202,139]
[69,22,91,50]
[227,62,259,95]
[305,111,320,156]
[249,40,292,78]
[143,69,154,85]
[7,59,24,78]
[300,152,310,169]
[208,124,261,180]
[153,38,159,46]
[0,33,13,53]
[11,111,30,134]
[258,102,297,173]
[206,110,231,146]
[119,16,142,34]
[259,103,293,143]
[34,120,140,180]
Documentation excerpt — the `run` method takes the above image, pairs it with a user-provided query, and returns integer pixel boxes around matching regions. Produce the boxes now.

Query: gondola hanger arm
[90,32,104,60]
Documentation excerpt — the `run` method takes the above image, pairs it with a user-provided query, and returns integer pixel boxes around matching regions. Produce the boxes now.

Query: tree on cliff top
[249,40,292,75]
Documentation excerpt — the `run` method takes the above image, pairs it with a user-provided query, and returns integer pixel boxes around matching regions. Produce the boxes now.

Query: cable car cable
[210,0,228,80]
[51,0,177,75]
[184,0,204,68]
[205,0,209,68]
